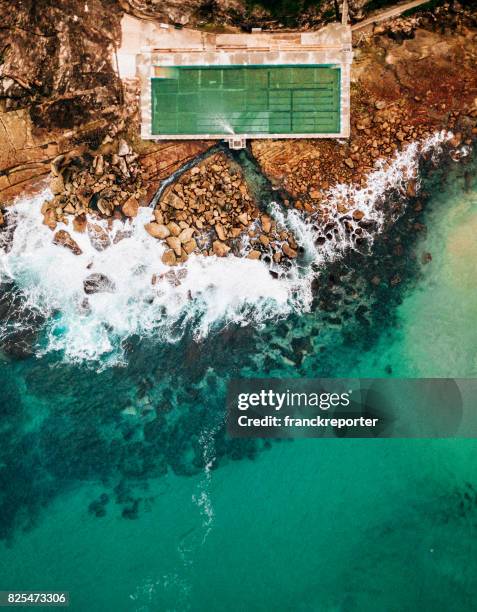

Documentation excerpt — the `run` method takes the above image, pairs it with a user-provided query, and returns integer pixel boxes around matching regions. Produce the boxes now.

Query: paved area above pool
[133,20,352,144]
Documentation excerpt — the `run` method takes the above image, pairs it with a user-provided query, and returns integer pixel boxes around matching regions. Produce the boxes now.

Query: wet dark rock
[83,273,116,295]
[0,211,17,253]
[291,336,312,355]
[358,219,378,231]
[413,222,427,233]
[0,282,44,359]
[78,298,91,315]
[0,331,36,359]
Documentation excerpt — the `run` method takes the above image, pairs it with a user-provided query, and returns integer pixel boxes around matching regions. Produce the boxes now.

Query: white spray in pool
[0,131,452,365]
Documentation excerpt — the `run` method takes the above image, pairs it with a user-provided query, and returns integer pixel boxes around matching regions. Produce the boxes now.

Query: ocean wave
[0,131,451,365]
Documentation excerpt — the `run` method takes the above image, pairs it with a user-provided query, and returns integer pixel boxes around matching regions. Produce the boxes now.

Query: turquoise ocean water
[0,147,476,611]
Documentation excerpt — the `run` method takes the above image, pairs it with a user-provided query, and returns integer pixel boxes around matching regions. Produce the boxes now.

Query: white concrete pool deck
[118,16,353,144]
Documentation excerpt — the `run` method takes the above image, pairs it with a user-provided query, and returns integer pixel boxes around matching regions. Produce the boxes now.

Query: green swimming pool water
[151,65,341,136]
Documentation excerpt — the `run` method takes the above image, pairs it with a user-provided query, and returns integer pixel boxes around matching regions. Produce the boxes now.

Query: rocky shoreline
[146,152,301,266]
[0,2,476,268]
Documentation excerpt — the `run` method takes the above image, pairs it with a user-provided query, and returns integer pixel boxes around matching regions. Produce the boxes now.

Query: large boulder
[52,230,82,255]
[145,222,170,239]
[161,249,177,266]
[83,273,116,295]
[87,223,111,251]
[122,195,139,218]
[213,240,230,257]
[166,236,182,256]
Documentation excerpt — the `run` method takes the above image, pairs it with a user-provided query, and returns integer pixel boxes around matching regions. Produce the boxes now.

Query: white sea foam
[272,130,452,267]
[0,131,451,364]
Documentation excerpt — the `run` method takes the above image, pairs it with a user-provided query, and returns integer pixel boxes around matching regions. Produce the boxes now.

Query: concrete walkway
[351,0,432,31]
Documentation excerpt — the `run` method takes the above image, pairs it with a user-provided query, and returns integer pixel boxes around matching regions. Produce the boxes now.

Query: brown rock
[41,200,54,215]
[73,214,87,233]
[168,193,185,210]
[282,243,297,258]
[122,195,139,218]
[406,180,417,198]
[167,222,181,237]
[118,157,129,178]
[50,175,64,195]
[215,223,226,241]
[247,249,261,260]
[145,222,170,239]
[212,240,231,257]
[449,133,462,148]
[183,239,197,254]
[77,189,92,208]
[161,249,177,266]
[53,230,82,255]
[259,235,270,247]
[375,100,386,110]
[154,209,164,224]
[178,227,195,243]
[166,236,182,256]
[118,139,130,156]
[261,215,272,233]
[238,213,248,225]
[344,158,355,169]
[42,209,57,230]
[352,210,365,221]
[50,155,64,176]
[95,155,104,176]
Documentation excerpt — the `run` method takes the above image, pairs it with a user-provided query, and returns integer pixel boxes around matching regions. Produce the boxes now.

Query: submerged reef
[0,150,474,543]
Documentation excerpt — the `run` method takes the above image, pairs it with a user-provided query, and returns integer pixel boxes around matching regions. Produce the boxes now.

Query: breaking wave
[0,131,451,365]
